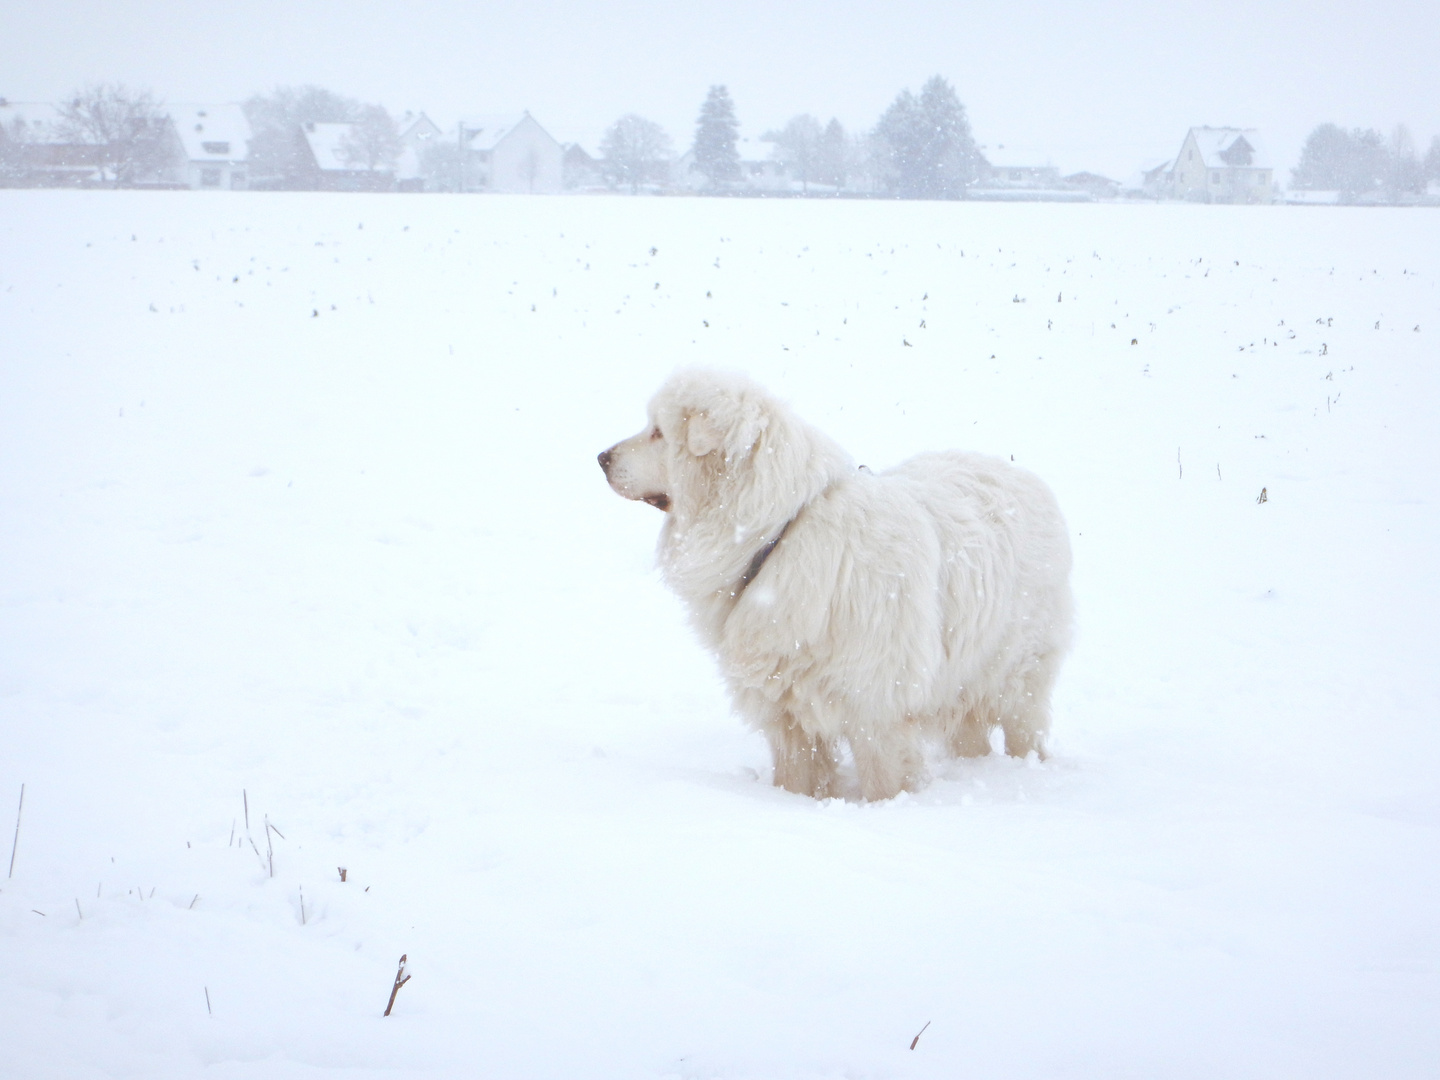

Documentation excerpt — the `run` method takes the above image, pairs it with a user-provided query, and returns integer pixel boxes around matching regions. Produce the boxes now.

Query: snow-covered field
[1,191,1437,1079]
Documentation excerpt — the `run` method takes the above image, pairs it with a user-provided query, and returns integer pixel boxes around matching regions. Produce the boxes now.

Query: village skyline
[1,0,1435,184]
[3,77,1438,206]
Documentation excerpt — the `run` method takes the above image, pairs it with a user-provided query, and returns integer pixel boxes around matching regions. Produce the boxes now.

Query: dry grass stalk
[909,1020,931,1050]
[8,783,23,878]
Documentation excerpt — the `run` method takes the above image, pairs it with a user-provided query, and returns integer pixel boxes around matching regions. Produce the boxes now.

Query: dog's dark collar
[734,518,794,596]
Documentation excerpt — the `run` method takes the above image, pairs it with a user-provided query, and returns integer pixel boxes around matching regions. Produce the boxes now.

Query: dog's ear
[686,412,725,457]
[685,398,765,461]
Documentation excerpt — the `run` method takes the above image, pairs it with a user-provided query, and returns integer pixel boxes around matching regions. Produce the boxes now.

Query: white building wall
[490,117,563,194]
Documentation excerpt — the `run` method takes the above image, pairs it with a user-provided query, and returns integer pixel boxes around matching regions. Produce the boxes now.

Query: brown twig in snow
[909,1021,931,1050]
[384,955,411,1016]
[338,867,347,882]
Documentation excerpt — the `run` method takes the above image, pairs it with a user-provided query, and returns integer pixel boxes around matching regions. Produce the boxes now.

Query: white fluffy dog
[599,369,1073,801]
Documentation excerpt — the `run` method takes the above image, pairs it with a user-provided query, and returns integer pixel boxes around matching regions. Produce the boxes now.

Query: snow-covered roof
[303,122,368,173]
[980,144,1054,169]
[1186,127,1269,169]
[399,112,441,142]
[0,101,71,144]
[1120,160,1173,192]
[169,104,250,162]
[453,114,528,152]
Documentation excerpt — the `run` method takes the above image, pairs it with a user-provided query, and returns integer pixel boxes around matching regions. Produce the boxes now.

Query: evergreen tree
[872,76,980,198]
[1426,136,1440,184]
[1291,123,1390,198]
[1290,123,1352,190]
[1348,128,1391,196]
[693,85,741,188]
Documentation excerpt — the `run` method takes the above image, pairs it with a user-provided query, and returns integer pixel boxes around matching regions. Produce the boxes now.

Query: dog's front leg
[766,716,838,799]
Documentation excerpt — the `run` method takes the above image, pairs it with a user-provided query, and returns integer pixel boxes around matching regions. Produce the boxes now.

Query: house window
[200,168,221,187]
[201,141,230,155]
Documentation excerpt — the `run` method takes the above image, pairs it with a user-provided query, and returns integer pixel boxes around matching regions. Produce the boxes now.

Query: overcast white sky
[2,0,1436,178]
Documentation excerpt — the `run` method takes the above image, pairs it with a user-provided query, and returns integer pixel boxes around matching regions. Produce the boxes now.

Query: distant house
[396,112,442,191]
[562,143,603,190]
[0,100,101,186]
[671,149,709,192]
[1125,159,1174,199]
[297,122,396,192]
[673,147,814,195]
[1062,171,1121,199]
[453,113,563,194]
[1170,127,1273,203]
[972,145,1087,201]
[979,146,1062,190]
[167,104,250,189]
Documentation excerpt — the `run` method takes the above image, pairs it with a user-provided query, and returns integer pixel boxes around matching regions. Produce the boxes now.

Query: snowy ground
[1,191,1437,1079]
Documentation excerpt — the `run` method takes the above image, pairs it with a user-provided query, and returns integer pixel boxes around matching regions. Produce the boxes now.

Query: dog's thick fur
[599,369,1073,801]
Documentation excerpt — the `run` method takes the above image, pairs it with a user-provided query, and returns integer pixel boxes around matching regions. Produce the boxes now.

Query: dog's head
[598,369,771,518]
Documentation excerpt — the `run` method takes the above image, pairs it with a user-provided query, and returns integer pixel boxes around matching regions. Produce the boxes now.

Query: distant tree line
[596,75,983,198]
[1291,123,1440,201]
[10,78,1440,202]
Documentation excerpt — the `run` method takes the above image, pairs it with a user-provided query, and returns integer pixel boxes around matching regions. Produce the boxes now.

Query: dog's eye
[650,427,663,441]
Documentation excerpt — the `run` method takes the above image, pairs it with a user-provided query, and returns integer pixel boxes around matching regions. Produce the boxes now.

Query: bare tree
[338,104,401,175]
[518,146,544,192]
[599,114,671,194]
[56,83,175,187]
[816,118,849,189]
[1387,124,1425,195]
[763,115,823,193]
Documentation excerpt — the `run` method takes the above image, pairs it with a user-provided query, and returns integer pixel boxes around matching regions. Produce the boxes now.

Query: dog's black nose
[597,448,612,474]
